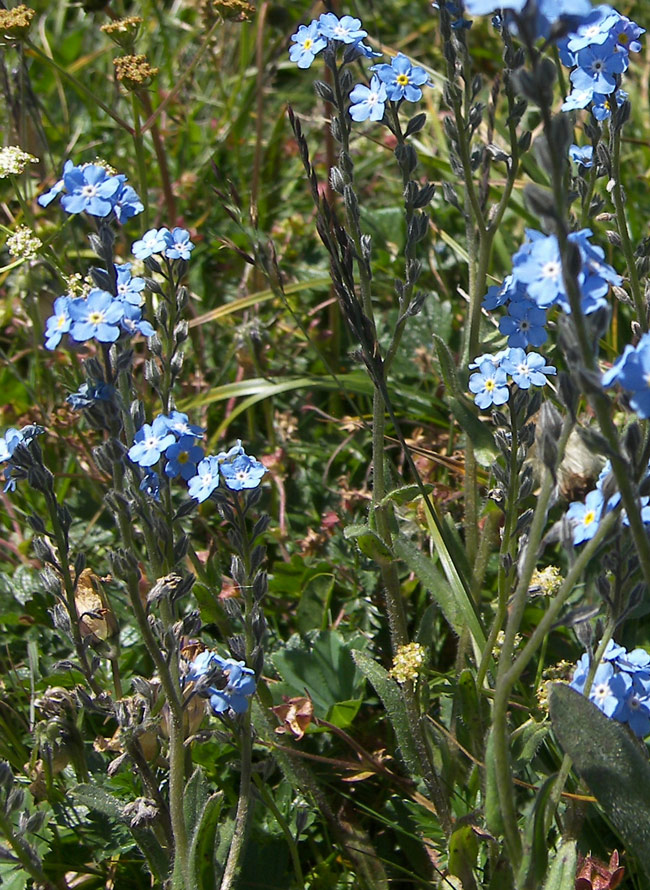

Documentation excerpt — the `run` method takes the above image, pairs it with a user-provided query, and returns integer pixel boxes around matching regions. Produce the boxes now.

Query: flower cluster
[390,642,427,684]
[188,443,267,502]
[468,347,556,409]
[289,12,430,124]
[483,228,621,324]
[6,225,41,260]
[44,263,154,350]
[38,160,143,222]
[127,415,266,502]
[603,332,650,419]
[186,649,256,715]
[463,0,598,41]
[560,7,644,119]
[0,425,44,492]
[132,227,194,261]
[0,145,38,178]
[570,639,650,738]
[289,13,372,69]
[128,412,204,497]
[566,459,650,545]
[568,143,594,168]
[349,53,431,122]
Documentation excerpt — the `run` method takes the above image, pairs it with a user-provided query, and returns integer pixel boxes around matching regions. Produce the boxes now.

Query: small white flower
[0,146,38,178]
[6,225,41,260]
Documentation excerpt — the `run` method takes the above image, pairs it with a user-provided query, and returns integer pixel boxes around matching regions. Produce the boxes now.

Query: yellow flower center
[303,37,313,50]
[88,311,105,324]
[178,452,189,464]
[583,510,596,526]
[484,378,495,391]
[396,73,409,86]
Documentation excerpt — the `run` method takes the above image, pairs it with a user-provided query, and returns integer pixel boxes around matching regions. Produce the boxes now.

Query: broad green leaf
[184,767,209,840]
[190,792,223,890]
[550,683,650,881]
[344,524,392,562]
[271,631,366,716]
[380,483,434,507]
[296,570,335,634]
[394,536,486,656]
[542,840,577,890]
[0,864,27,890]
[74,784,169,881]
[73,783,124,821]
[352,651,420,779]
[326,699,362,729]
[448,824,479,890]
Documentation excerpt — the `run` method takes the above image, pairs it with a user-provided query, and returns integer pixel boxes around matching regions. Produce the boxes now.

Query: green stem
[490,412,572,868]
[251,771,304,889]
[131,94,150,227]
[43,491,102,695]
[610,124,646,329]
[138,90,176,224]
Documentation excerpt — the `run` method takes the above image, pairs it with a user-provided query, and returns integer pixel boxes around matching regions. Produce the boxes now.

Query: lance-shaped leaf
[550,683,650,881]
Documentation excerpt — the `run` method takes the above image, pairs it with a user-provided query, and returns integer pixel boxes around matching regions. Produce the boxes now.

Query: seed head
[113,54,159,90]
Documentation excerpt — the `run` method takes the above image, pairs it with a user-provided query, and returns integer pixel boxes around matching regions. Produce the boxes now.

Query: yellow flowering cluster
[113,54,159,90]
[101,16,143,48]
[536,660,573,711]
[530,565,563,596]
[390,642,426,684]
[0,5,35,39]
[492,629,522,659]
[201,0,256,23]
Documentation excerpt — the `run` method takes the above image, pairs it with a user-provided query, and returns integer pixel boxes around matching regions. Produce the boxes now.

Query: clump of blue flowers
[288,12,373,69]
[560,6,644,119]
[603,332,650,419]
[38,160,144,222]
[0,425,45,492]
[188,441,267,502]
[132,227,195,261]
[44,261,156,350]
[484,228,621,322]
[570,639,650,738]
[186,649,256,715]
[463,0,599,41]
[288,12,430,125]
[127,416,266,502]
[565,459,650,545]
[468,347,556,409]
